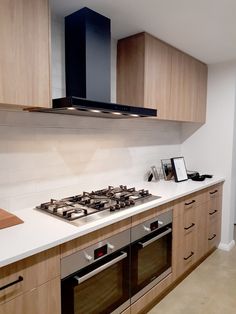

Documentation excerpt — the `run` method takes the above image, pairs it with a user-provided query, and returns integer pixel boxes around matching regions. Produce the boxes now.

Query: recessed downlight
[67,107,76,110]
[112,112,122,115]
[130,114,139,117]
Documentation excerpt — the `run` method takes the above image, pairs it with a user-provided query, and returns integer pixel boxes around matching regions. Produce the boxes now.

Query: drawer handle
[184,251,194,260]
[185,200,196,206]
[208,234,216,241]
[209,210,218,216]
[184,223,195,230]
[0,276,23,291]
[209,190,218,195]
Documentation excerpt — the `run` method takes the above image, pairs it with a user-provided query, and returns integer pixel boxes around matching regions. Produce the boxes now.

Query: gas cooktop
[37,185,160,226]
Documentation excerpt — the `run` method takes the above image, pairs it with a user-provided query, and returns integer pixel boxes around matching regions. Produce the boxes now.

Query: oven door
[61,247,130,314]
[131,224,172,303]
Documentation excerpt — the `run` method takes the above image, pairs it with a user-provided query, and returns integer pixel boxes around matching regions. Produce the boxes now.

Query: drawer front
[207,217,221,251]
[173,229,196,279]
[207,184,223,203]
[0,247,60,305]
[0,277,60,314]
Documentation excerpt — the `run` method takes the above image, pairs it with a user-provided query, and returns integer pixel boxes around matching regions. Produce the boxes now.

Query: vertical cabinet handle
[209,210,218,216]
[0,276,23,291]
[208,234,216,241]
[184,251,194,260]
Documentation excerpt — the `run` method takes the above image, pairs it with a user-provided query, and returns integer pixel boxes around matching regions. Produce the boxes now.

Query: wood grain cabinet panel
[0,277,60,314]
[170,49,207,122]
[0,247,60,305]
[0,0,51,108]
[117,32,207,122]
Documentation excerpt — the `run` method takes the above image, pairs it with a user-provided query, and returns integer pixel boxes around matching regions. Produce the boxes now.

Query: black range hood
[26,8,157,119]
[27,96,156,118]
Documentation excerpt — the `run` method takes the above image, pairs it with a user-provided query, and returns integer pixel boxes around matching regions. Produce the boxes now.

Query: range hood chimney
[26,7,157,118]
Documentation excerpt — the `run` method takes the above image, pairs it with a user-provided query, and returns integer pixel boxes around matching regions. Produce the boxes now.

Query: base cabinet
[0,247,60,314]
[0,277,60,314]
[173,184,222,281]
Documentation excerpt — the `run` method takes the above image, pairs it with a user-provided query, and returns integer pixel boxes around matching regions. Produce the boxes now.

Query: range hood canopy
[26,7,157,119]
[27,97,156,118]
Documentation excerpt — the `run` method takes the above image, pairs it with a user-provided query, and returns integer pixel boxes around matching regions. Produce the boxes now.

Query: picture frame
[161,159,174,181]
[171,157,188,182]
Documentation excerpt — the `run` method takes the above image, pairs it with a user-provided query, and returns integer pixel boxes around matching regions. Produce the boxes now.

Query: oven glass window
[74,263,123,314]
[137,236,170,285]
[131,226,172,296]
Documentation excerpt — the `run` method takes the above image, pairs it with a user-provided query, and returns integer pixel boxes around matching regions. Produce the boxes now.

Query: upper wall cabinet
[0,0,51,108]
[117,32,207,123]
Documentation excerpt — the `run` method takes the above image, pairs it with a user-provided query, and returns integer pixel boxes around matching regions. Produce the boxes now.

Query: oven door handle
[74,251,127,285]
[138,227,172,248]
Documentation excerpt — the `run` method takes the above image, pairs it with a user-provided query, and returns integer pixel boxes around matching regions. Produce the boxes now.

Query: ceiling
[51,0,236,64]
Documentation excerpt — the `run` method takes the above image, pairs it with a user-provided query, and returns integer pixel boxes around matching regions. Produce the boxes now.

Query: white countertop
[0,177,224,267]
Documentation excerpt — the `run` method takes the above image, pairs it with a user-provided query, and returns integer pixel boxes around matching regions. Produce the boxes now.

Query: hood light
[67,107,76,110]
[90,109,101,113]
[130,114,139,117]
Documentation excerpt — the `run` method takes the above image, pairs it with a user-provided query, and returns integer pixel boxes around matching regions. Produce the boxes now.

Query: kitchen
[0,0,235,313]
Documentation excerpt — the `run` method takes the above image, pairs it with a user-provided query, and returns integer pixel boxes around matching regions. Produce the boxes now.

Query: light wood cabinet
[0,0,51,108]
[206,185,222,251]
[117,33,171,111]
[0,247,60,314]
[170,49,207,122]
[117,32,207,123]
[0,277,60,314]
[172,184,223,280]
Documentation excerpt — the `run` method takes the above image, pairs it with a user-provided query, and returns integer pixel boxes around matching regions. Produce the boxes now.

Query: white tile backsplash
[0,110,181,211]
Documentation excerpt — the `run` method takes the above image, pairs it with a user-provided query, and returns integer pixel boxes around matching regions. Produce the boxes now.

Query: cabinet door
[117,33,145,107]
[0,0,51,107]
[170,49,207,122]
[144,33,172,112]
[0,277,60,314]
[0,247,59,304]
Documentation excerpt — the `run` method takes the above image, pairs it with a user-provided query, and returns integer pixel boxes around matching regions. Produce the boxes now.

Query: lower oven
[61,229,130,314]
[131,209,172,303]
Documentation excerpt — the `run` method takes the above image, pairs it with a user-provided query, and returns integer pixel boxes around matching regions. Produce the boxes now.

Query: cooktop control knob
[107,243,115,251]
[143,225,151,232]
[84,252,92,262]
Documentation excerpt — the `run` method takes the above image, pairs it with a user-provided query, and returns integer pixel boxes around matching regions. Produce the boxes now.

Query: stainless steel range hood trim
[25,96,157,119]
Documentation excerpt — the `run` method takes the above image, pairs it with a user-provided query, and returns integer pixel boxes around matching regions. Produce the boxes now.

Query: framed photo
[161,159,174,181]
[171,157,188,182]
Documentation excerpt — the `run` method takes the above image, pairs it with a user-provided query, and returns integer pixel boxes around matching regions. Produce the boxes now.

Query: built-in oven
[130,209,172,303]
[61,229,130,314]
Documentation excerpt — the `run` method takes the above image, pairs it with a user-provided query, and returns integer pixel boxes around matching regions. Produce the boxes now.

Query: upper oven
[130,209,172,303]
[61,229,130,314]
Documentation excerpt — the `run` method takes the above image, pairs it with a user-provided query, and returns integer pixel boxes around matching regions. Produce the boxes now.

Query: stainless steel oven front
[130,209,172,303]
[61,229,130,314]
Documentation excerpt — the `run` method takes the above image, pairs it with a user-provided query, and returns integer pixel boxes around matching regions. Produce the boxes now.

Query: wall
[181,61,236,249]
[0,110,181,212]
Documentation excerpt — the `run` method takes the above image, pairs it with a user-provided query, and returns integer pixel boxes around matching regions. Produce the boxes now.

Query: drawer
[206,184,223,203]
[0,247,60,305]
[0,277,60,314]
[207,217,221,251]
[173,229,197,279]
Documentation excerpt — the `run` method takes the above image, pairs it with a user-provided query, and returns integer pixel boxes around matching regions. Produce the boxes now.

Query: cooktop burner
[37,185,160,225]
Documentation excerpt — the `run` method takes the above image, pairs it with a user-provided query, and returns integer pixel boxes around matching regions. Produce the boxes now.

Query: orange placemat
[0,208,24,229]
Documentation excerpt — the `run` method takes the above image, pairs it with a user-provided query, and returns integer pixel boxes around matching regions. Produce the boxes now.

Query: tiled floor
[148,246,236,314]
